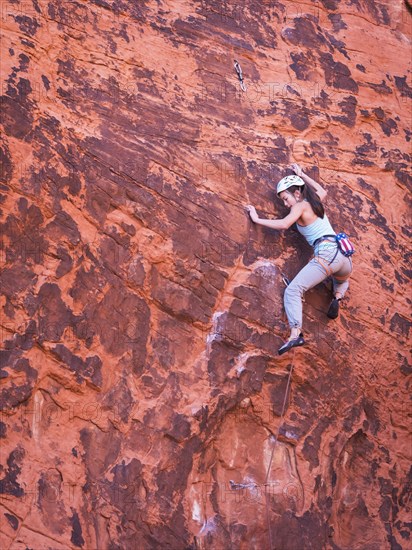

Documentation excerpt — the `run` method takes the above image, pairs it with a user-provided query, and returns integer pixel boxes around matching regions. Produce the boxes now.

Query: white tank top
[296,214,336,247]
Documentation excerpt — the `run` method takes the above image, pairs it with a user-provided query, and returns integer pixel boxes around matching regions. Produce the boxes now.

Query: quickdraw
[234,59,247,92]
[281,273,290,287]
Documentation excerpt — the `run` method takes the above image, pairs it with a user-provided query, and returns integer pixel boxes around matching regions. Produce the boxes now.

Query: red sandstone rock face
[0,1,411,548]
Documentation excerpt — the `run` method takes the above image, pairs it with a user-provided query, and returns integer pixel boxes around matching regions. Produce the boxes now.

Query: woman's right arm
[291,163,327,201]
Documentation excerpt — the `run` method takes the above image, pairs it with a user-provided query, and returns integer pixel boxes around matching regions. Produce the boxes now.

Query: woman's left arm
[246,203,304,230]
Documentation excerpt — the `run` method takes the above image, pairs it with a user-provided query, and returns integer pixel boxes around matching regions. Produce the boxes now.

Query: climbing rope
[264,347,296,549]
[233,55,295,544]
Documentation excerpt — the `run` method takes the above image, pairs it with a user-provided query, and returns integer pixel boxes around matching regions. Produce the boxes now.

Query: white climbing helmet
[276,175,305,196]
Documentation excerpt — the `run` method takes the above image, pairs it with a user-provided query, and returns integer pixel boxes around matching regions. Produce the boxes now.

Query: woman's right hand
[290,163,304,177]
[246,205,259,223]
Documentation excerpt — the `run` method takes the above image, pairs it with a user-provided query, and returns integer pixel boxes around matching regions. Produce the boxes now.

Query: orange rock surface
[0,1,411,548]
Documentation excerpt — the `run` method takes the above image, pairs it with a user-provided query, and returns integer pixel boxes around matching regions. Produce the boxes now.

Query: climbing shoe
[327,298,340,319]
[278,333,305,355]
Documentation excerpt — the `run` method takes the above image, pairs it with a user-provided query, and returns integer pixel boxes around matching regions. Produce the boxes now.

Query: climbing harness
[312,233,354,276]
[314,255,334,277]
[264,349,297,548]
[234,59,247,92]
[313,233,355,261]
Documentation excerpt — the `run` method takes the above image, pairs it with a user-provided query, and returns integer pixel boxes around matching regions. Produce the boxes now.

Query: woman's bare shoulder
[299,201,318,225]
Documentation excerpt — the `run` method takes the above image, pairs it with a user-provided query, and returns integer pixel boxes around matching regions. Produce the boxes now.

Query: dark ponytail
[287,184,325,218]
[303,184,325,218]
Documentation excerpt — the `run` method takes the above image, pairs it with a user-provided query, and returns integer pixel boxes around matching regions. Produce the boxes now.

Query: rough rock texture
[0,0,411,548]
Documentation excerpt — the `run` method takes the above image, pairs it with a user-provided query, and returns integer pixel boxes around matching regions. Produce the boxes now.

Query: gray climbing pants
[284,244,353,329]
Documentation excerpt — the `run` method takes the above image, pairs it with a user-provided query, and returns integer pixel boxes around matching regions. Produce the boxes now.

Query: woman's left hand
[290,163,304,177]
[246,205,259,223]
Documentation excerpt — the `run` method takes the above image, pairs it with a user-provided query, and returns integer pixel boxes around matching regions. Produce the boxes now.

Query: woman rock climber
[246,163,353,355]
